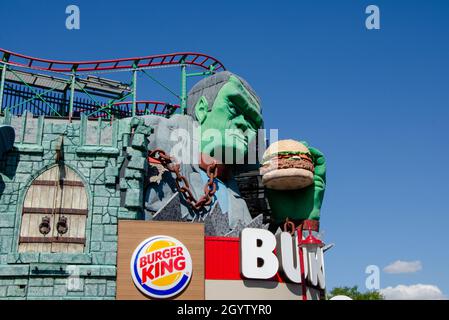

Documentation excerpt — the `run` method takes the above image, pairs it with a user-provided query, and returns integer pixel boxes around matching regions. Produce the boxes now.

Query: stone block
[106,281,116,297]
[93,206,103,214]
[0,228,14,236]
[131,133,148,150]
[64,153,75,160]
[39,253,92,264]
[13,173,30,183]
[103,235,117,242]
[90,168,105,185]
[103,225,117,235]
[90,241,101,252]
[125,168,143,180]
[101,241,117,252]
[125,189,142,208]
[76,146,119,156]
[77,160,92,168]
[0,265,30,276]
[1,236,13,252]
[66,145,78,154]
[105,175,116,185]
[67,277,84,292]
[117,208,138,220]
[8,252,40,264]
[93,186,113,197]
[0,279,14,285]
[28,278,43,286]
[94,197,109,207]
[54,278,68,285]
[0,215,15,229]
[125,178,141,189]
[105,166,119,177]
[91,252,105,265]
[107,158,117,167]
[104,253,117,265]
[7,285,26,297]
[126,147,145,158]
[92,215,102,224]
[98,284,106,296]
[78,266,101,277]
[92,160,106,168]
[14,278,28,285]
[85,284,98,296]
[90,225,103,241]
[77,167,90,178]
[101,215,111,224]
[101,266,116,277]
[84,278,106,285]
[42,278,54,286]
[108,197,120,208]
[0,286,6,297]
[16,161,33,173]
[53,285,67,296]
[27,286,53,297]
[52,123,67,134]
[43,123,53,134]
[128,157,146,171]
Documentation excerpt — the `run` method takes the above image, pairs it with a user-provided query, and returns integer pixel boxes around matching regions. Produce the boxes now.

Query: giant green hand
[266,141,326,223]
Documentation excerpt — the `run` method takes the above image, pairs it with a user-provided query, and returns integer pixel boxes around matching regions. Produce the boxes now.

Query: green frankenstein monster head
[187,71,263,161]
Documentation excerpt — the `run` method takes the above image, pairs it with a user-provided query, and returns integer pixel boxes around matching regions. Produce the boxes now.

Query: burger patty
[260,157,315,175]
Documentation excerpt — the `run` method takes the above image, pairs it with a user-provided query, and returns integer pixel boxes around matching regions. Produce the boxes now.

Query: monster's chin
[200,141,246,165]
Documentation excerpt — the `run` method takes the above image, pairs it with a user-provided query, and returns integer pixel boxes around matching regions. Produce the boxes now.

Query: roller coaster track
[0,48,224,118]
[0,48,225,73]
[110,101,179,116]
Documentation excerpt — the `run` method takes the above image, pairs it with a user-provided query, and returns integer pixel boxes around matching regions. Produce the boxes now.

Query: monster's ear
[194,96,208,124]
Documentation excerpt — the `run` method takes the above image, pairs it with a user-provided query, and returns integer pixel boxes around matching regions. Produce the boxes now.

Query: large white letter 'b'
[240,228,279,279]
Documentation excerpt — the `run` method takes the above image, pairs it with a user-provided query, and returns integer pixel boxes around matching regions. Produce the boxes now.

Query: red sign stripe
[205,236,286,283]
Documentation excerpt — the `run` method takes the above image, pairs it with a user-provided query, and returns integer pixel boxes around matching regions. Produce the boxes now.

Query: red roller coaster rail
[0,48,226,73]
[111,101,179,116]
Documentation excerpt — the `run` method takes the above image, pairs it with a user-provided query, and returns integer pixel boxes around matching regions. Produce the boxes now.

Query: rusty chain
[283,218,296,235]
[148,149,218,211]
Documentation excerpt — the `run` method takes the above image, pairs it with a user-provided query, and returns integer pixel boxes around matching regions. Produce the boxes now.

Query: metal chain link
[148,149,218,211]
[283,218,296,236]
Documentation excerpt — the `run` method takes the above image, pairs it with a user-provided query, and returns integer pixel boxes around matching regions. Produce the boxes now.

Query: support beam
[0,64,6,114]
[97,117,102,145]
[69,72,76,122]
[181,62,187,114]
[132,66,137,117]
[186,71,213,78]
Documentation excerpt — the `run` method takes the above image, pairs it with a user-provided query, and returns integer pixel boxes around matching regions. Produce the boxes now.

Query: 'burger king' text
[139,247,186,283]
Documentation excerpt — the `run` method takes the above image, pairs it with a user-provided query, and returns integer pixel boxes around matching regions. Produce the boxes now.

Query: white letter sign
[240,228,279,279]
[276,232,301,283]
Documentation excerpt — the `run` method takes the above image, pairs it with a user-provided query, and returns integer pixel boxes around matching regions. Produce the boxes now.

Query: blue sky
[1,0,448,298]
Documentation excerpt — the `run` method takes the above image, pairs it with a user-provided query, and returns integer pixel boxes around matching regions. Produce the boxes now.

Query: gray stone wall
[0,113,152,299]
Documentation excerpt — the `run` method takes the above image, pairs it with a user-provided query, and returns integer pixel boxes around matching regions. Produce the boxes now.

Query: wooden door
[18,165,88,253]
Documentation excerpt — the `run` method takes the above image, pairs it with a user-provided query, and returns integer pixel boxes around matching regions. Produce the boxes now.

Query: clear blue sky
[1,0,448,296]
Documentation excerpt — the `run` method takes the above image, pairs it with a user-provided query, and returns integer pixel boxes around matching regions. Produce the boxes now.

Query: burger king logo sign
[130,235,193,299]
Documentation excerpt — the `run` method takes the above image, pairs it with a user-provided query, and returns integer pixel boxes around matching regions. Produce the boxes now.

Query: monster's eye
[245,119,256,130]
[228,104,238,116]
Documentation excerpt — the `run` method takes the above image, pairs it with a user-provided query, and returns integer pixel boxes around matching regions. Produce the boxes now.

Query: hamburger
[260,139,315,190]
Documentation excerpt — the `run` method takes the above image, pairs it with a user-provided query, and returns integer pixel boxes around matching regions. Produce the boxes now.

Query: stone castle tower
[0,111,152,299]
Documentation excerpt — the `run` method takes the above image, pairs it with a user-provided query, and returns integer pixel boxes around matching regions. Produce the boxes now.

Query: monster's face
[194,75,263,161]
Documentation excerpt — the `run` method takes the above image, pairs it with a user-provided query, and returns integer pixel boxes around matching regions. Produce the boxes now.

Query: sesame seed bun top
[263,139,310,159]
